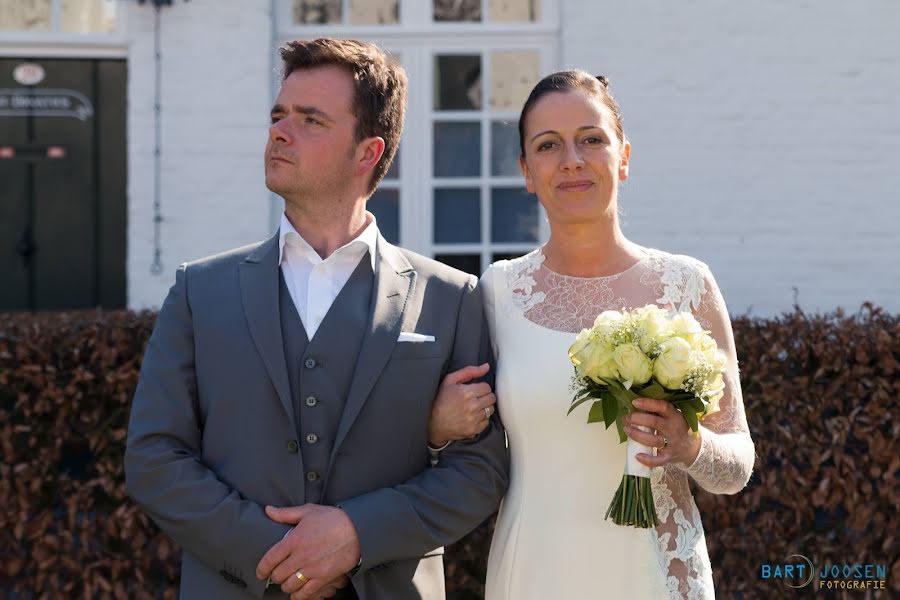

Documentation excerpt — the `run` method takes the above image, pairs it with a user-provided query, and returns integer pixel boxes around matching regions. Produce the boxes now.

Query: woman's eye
[537,141,556,151]
[584,136,605,145]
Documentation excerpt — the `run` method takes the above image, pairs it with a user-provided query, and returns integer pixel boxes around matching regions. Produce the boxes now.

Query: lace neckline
[533,246,652,281]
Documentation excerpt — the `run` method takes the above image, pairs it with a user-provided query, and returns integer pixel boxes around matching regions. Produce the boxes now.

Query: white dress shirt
[278,212,378,340]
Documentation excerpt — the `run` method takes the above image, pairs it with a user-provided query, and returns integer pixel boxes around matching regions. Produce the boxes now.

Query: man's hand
[256,504,361,599]
[428,363,495,446]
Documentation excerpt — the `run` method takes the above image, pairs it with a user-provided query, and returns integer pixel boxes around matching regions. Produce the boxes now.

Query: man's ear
[356,137,386,178]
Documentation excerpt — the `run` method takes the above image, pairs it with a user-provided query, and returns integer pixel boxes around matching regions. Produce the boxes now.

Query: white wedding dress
[481,247,755,600]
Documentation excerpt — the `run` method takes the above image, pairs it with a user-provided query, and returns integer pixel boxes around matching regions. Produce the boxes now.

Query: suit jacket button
[305,433,319,444]
[305,395,318,407]
[304,358,317,369]
[287,440,299,453]
[306,471,319,482]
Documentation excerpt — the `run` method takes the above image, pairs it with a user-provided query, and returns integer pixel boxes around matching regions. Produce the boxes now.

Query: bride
[427,70,755,599]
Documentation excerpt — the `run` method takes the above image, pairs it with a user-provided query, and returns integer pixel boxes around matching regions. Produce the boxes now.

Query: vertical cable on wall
[150,1,164,275]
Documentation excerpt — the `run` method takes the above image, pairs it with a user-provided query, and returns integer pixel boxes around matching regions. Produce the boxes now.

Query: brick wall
[127,0,274,307]
[560,0,900,315]
[125,1,900,315]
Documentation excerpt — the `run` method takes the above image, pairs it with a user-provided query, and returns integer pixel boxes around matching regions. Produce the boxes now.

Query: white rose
[592,310,624,337]
[584,342,619,383]
[704,348,727,372]
[635,306,671,353]
[613,344,653,387]
[568,328,593,367]
[653,337,694,390]
[670,311,704,348]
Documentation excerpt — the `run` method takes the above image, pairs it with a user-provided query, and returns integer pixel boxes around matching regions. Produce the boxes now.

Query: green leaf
[681,408,700,433]
[606,381,639,406]
[587,400,605,424]
[636,382,667,400]
[614,415,627,443]
[567,391,596,415]
[601,391,617,428]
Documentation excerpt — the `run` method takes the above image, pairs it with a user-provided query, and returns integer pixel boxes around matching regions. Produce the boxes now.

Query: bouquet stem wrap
[605,424,658,528]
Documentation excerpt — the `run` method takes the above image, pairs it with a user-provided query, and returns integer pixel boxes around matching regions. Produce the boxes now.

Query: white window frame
[0,0,128,58]
[275,0,558,264]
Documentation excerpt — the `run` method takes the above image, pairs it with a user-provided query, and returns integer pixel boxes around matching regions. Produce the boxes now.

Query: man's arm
[338,274,509,570]
[124,264,291,597]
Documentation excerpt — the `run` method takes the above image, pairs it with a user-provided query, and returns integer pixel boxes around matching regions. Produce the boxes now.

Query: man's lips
[268,155,292,164]
[557,180,594,191]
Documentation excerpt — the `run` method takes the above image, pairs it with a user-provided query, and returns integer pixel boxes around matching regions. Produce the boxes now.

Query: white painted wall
[123,0,899,315]
[127,0,274,308]
[561,0,900,316]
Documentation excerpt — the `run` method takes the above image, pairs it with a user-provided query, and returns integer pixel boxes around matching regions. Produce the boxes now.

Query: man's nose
[269,120,290,144]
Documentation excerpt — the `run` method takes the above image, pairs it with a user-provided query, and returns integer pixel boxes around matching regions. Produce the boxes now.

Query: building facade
[1,0,898,315]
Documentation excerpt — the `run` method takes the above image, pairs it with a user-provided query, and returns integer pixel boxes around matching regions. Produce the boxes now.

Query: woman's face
[519,90,630,226]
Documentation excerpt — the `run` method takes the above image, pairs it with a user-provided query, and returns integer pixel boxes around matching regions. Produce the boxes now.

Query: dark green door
[0,58,126,311]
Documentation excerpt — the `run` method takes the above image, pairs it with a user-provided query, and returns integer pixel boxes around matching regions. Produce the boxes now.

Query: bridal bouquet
[567,305,725,528]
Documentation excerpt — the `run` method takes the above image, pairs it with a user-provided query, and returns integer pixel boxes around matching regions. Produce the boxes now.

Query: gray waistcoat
[278,255,374,504]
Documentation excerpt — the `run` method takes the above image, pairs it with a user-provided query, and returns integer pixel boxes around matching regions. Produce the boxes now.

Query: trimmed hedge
[1,306,897,599]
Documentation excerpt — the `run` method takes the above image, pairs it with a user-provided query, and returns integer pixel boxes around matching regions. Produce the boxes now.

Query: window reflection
[433,0,481,22]
[0,0,52,31]
[293,0,342,24]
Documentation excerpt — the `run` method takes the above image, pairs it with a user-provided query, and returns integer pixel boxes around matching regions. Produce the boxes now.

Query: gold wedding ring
[484,406,492,420]
[295,571,308,583]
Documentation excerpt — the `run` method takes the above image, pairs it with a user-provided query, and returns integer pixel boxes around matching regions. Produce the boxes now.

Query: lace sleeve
[479,264,500,360]
[677,266,755,494]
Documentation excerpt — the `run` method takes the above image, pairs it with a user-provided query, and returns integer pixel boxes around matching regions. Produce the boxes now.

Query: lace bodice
[488,247,755,600]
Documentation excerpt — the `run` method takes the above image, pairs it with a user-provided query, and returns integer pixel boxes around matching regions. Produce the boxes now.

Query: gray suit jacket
[124,232,509,599]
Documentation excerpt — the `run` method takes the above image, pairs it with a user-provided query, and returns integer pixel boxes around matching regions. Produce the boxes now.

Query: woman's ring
[484,406,492,420]
[295,571,308,583]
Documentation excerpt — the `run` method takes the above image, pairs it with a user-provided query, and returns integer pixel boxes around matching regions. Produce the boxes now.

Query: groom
[124,38,508,600]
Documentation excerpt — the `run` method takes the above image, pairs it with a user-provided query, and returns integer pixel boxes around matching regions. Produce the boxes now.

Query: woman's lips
[557,180,594,191]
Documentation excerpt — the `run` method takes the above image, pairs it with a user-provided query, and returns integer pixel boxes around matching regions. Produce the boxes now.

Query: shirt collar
[278,212,379,271]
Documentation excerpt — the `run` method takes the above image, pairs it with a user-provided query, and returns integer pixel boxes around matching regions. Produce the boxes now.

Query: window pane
[489,0,539,22]
[385,146,399,179]
[493,252,527,262]
[350,0,399,24]
[433,0,481,22]
[434,55,481,111]
[491,121,521,176]
[368,189,400,244]
[0,0,51,31]
[434,188,480,243]
[434,254,481,276]
[490,51,540,112]
[434,122,481,177]
[293,0,342,24]
[62,0,117,33]
[491,187,539,242]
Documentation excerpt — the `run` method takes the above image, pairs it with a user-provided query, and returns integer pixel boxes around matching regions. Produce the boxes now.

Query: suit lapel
[331,235,415,457]
[239,233,296,431]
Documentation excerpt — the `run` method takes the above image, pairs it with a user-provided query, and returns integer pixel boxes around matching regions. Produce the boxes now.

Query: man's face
[265,66,360,201]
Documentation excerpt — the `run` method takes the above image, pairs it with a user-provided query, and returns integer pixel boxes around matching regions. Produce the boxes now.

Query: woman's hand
[624,397,702,467]
[427,363,496,446]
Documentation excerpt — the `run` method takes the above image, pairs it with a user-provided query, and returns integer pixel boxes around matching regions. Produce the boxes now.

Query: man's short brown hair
[279,38,407,195]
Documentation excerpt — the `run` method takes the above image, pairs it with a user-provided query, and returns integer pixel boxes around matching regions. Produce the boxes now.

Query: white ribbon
[624,425,653,478]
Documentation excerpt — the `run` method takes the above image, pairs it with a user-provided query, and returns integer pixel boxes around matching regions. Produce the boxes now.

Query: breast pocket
[390,340,444,360]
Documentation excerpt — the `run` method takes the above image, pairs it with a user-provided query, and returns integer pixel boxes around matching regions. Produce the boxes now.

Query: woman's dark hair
[518,69,624,157]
